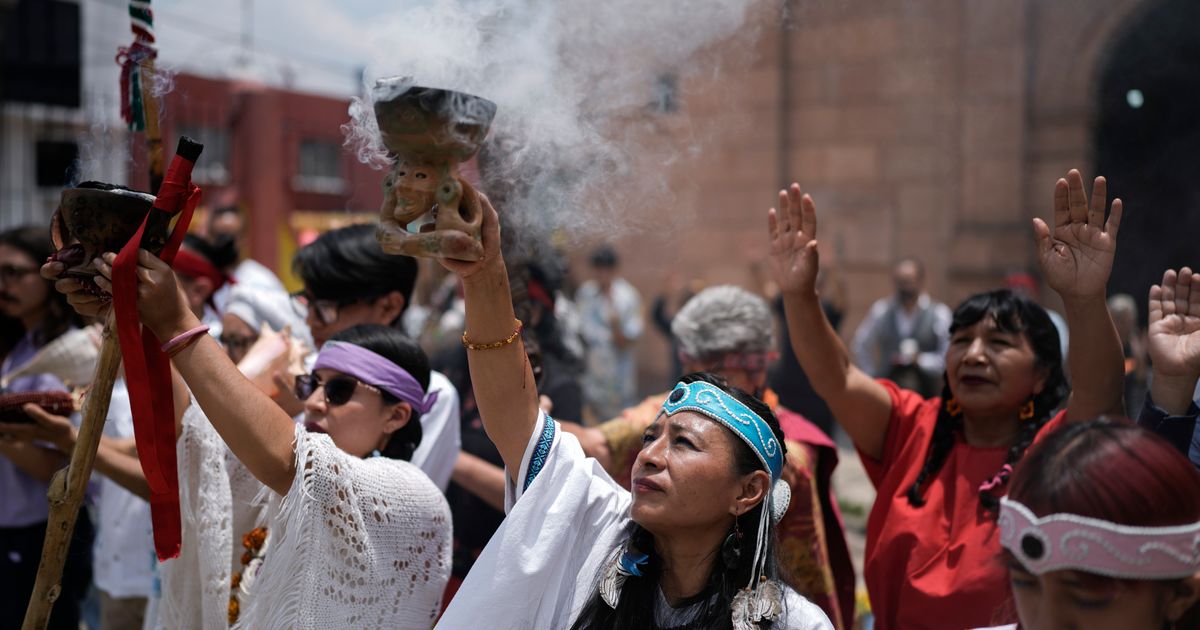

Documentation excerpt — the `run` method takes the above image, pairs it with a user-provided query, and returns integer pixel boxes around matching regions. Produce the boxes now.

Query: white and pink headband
[999,497,1200,580]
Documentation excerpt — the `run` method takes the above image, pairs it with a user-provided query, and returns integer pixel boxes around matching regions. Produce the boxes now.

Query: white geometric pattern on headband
[998,497,1200,580]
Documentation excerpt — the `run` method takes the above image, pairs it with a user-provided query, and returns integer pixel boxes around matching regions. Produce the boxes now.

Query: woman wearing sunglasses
[43,253,451,630]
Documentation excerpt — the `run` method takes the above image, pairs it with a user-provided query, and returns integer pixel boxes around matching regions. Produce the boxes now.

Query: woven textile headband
[658,380,792,625]
[660,380,784,483]
[313,341,438,414]
[999,497,1200,579]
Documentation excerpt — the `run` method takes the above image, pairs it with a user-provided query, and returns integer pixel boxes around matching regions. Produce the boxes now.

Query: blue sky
[87,0,403,97]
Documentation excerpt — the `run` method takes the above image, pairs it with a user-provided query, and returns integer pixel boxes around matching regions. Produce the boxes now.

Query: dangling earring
[945,397,962,416]
[1019,399,1035,421]
[600,544,649,609]
[721,517,743,568]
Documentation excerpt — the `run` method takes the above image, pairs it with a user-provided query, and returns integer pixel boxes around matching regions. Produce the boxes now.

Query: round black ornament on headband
[1021,534,1045,561]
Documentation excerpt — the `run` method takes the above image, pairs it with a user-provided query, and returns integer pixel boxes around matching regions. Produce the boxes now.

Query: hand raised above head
[1032,170,1123,302]
[93,250,195,340]
[1148,267,1200,381]
[437,180,504,282]
[767,183,820,297]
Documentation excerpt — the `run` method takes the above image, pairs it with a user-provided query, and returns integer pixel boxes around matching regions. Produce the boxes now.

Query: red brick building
[608,0,1200,390]
[128,0,1198,394]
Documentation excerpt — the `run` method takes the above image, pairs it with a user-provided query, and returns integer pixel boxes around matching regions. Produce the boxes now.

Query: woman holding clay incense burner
[767,170,1127,629]
[43,253,450,629]
[435,180,831,629]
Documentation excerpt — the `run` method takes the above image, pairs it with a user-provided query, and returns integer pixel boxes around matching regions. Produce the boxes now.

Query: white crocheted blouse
[156,402,452,629]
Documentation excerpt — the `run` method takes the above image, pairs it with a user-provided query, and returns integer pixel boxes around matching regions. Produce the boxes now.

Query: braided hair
[905,289,1068,511]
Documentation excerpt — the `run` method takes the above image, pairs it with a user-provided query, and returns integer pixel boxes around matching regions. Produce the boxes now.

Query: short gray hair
[671,285,774,362]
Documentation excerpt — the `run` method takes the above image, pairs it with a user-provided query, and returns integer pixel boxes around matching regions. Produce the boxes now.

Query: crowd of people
[0,167,1197,630]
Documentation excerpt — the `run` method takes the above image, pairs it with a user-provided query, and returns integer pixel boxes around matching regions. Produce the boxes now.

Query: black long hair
[328,324,429,461]
[182,233,239,270]
[905,289,1068,511]
[570,372,789,630]
[0,226,82,356]
[292,224,417,321]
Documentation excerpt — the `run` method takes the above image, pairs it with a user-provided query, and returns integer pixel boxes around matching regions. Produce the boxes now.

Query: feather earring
[599,545,648,609]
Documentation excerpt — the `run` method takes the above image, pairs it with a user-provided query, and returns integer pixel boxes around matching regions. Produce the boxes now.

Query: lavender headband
[313,341,438,414]
[999,497,1200,580]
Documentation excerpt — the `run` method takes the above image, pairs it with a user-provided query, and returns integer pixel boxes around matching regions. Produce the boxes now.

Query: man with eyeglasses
[0,226,94,629]
[285,224,461,491]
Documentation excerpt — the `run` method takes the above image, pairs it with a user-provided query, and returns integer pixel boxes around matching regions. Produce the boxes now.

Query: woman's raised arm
[439,188,540,483]
[769,183,892,459]
[46,251,299,495]
[1032,170,1126,421]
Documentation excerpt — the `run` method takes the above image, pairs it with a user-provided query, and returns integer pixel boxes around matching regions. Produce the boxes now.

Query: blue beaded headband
[660,381,783,483]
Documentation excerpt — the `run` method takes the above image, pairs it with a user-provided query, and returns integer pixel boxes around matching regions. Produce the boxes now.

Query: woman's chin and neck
[640,519,729,606]
[961,406,1023,448]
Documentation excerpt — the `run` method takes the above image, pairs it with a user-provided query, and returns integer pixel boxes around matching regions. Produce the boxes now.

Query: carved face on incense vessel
[372,77,497,261]
[49,182,160,281]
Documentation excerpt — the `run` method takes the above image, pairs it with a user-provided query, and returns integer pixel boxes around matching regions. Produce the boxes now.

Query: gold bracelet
[462,319,523,351]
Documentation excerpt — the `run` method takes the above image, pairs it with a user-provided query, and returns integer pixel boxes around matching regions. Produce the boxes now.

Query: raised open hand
[1147,267,1200,380]
[1033,170,1123,301]
[767,183,820,296]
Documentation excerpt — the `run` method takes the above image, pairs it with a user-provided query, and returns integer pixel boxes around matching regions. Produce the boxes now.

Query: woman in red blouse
[766,170,1127,629]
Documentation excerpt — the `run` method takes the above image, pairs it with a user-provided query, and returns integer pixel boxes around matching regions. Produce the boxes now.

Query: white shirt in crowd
[93,379,155,601]
[436,411,832,629]
[576,278,644,420]
[851,293,952,377]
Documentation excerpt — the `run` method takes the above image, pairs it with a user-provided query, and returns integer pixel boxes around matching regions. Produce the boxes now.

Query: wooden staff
[21,320,123,630]
[141,59,165,194]
[23,17,170,627]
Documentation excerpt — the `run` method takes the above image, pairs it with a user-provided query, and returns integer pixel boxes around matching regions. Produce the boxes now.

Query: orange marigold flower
[249,527,267,548]
[241,550,253,566]
[228,596,240,623]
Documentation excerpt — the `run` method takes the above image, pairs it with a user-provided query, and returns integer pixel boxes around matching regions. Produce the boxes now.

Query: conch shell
[1,324,103,390]
[236,325,309,398]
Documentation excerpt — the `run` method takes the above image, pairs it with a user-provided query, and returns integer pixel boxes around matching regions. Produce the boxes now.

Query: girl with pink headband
[987,418,1200,629]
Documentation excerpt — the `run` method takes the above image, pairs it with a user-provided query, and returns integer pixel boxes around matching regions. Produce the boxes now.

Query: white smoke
[348,0,764,260]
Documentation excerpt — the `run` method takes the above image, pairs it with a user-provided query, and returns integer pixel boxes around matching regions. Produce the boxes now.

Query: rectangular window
[293,140,345,194]
[177,126,230,185]
[1,0,81,107]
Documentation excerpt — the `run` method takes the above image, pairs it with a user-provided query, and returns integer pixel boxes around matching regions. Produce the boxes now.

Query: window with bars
[293,140,345,194]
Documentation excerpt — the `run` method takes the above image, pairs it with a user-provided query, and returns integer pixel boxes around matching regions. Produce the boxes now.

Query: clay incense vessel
[50,182,159,278]
[373,77,497,261]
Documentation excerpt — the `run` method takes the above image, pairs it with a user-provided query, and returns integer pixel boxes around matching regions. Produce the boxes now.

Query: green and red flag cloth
[117,0,156,131]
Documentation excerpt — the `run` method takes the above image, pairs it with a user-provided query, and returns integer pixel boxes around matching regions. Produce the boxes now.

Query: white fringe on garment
[157,402,233,630]
[154,402,452,629]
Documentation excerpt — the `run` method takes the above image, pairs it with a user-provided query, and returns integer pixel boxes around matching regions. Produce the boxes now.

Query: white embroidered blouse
[155,402,452,629]
[436,411,832,629]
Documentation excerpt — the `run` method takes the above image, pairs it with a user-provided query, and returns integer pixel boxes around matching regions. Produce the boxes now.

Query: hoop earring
[1019,399,1035,421]
[944,397,962,416]
[721,517,743,568]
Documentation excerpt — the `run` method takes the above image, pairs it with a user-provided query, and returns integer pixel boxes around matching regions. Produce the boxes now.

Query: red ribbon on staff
[112,147,202,561]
